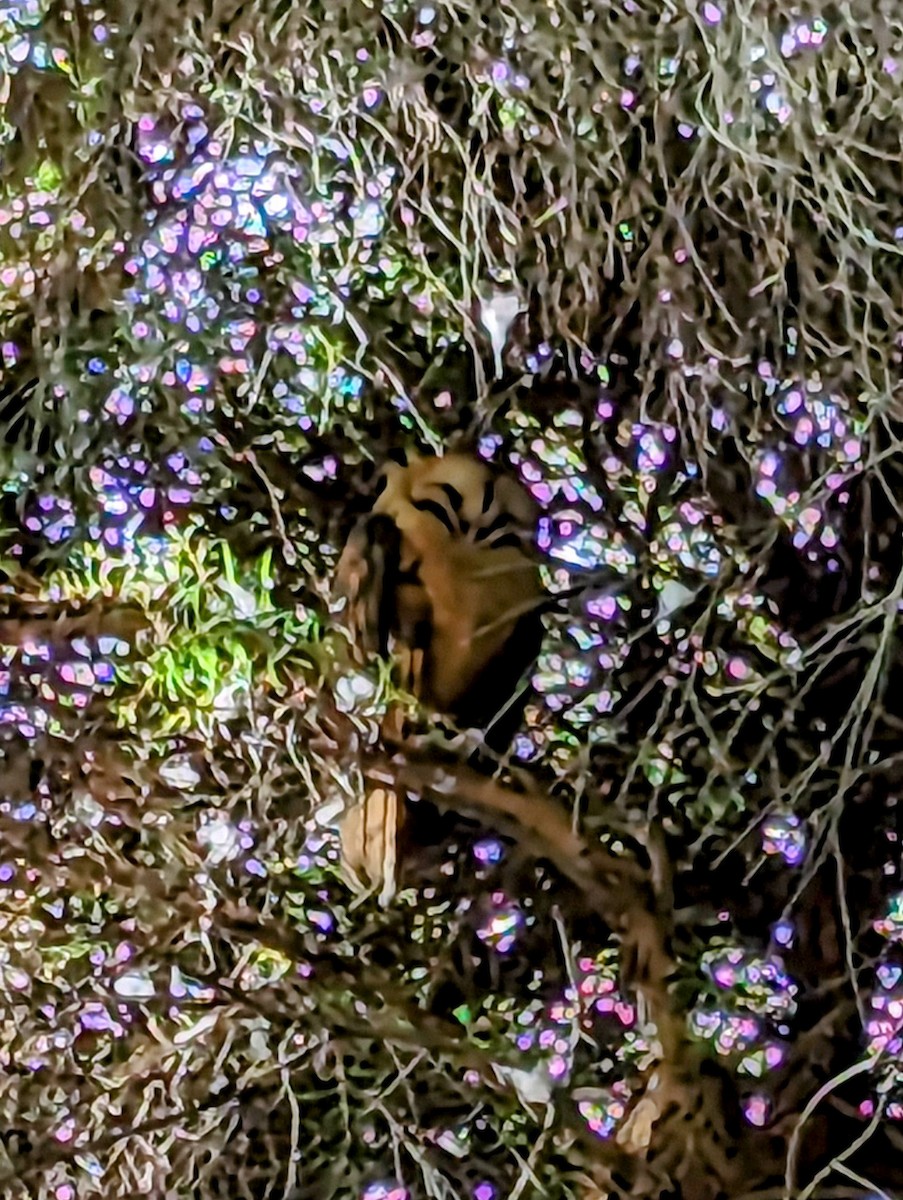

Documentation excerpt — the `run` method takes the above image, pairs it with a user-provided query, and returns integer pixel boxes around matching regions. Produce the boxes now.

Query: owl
[333,450,545,903]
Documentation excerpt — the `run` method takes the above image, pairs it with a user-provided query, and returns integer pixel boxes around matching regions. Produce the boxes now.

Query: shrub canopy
[1,1,902,1198]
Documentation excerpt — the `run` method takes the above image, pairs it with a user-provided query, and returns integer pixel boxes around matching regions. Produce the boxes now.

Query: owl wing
[334,512,402,658]
[417,540,543,717]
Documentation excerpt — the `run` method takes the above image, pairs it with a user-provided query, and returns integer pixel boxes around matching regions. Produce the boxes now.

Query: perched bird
[333,450,545,903]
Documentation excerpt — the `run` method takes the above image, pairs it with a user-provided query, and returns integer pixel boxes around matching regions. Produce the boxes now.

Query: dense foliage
[1,1,903,1198]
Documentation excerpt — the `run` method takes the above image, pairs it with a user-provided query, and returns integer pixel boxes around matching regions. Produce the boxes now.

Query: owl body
[336,451,543,725]
[334,451,544,904]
